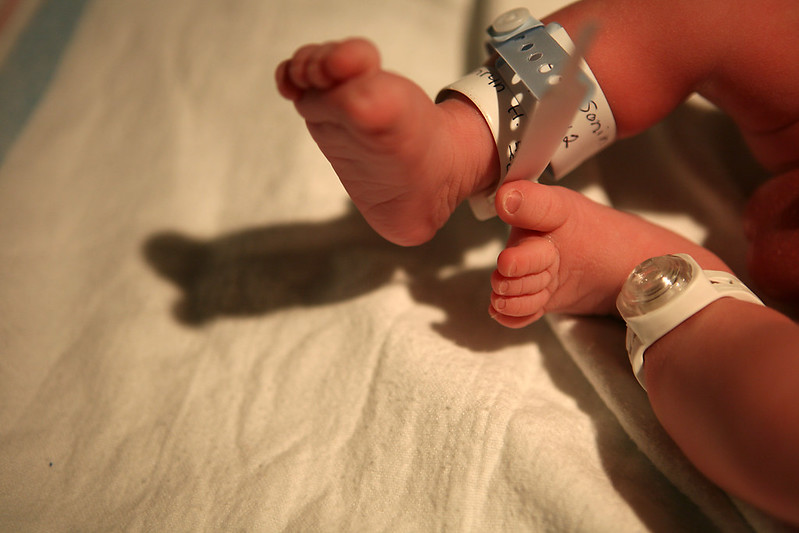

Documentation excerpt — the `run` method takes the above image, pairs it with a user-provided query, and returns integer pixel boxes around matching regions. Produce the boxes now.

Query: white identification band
[437,8,616,219]
[616,254,765,389]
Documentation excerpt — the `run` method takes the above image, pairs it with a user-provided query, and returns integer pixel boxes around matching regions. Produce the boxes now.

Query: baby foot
[488,181,729,328]
[276,38,497,246]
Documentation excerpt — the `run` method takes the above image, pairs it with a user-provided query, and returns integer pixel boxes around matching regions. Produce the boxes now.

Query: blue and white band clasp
[438,8,616,219]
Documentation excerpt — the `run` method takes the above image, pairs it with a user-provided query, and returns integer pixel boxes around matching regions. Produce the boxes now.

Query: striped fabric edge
[0,0,90,165]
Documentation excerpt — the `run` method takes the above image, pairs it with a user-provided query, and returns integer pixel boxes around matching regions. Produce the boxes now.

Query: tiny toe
[489,304,544,329]
[496,236,557,278]
[305,42,337,89]
[490,290,550,318]
[275,60,301,100]
[496,181,571,232]
[325,37,381,81]
[491,269,552,296]
[287,44,320,89]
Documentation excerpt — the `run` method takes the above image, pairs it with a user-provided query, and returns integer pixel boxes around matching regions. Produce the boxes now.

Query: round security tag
[617,254,764,389]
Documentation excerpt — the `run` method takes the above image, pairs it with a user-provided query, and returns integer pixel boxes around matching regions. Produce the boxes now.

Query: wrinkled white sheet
[0,0,790,530]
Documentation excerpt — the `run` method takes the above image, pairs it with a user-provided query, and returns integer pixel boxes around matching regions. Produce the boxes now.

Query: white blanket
[0,0,791,530]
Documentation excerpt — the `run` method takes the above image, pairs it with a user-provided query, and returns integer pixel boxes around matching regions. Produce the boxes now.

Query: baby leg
[489,181,731,328]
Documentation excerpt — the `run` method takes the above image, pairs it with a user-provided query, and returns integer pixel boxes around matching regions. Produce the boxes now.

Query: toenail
[494,298,506,310]
[506,261,517,277]
[499,281,510,294]
[503,190,522,214]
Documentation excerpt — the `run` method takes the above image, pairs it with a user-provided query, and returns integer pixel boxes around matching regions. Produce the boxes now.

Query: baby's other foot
[489,181,725,327]
[276,39,496,246]
[487,182,582,328]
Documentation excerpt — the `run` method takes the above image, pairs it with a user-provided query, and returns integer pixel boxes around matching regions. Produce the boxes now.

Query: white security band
[617,254,765,390]
[437,17,616,219]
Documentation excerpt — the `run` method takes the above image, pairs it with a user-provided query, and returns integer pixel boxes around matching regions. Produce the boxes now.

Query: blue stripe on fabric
[0,0,90,164]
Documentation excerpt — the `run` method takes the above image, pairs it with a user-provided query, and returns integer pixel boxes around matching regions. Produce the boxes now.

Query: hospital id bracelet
[616,254,765,390]
[437,8,616,219]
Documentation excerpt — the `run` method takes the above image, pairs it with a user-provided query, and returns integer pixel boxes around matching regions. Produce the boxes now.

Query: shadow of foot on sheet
[143,204,521,349]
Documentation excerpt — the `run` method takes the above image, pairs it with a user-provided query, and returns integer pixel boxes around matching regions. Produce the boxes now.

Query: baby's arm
[646,299,799,525]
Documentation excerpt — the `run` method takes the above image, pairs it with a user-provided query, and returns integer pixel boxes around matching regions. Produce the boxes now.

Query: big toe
[324,38,381,82]
[495,181,571,232]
